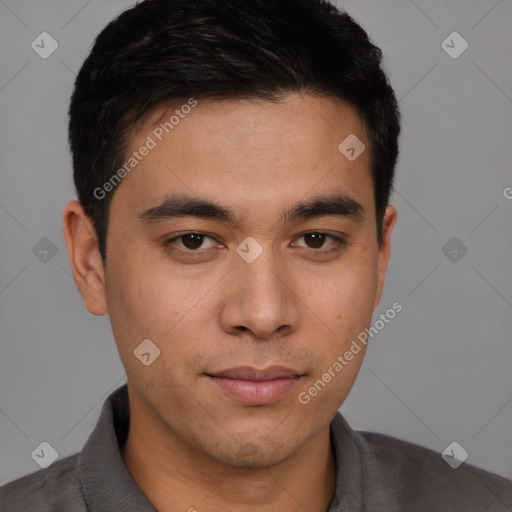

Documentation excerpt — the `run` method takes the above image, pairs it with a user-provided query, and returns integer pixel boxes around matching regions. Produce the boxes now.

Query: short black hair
[69,0,401,264]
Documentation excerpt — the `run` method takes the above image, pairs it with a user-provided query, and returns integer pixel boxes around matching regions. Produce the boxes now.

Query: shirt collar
[78,384,365,511]
[78,384,156,511]
[328,411,365,511]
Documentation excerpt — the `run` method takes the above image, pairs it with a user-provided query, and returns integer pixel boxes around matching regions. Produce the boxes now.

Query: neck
[121,401,336,512]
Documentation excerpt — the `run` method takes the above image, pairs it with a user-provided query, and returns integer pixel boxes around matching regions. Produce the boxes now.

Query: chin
[203,435,295,469]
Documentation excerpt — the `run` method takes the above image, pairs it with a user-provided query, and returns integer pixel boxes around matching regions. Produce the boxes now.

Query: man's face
[73,93,395,468]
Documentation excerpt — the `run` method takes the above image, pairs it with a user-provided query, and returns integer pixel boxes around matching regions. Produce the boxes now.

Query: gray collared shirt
[1,384,511,511]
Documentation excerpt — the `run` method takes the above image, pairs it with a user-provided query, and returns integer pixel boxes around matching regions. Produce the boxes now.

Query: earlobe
[62,200,108,316]
[373,205,397,311]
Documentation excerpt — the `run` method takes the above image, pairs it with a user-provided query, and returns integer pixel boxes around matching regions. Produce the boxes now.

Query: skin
[63,93,396,512]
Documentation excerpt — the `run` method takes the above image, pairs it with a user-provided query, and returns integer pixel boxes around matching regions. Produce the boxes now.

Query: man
[1,0,511,510]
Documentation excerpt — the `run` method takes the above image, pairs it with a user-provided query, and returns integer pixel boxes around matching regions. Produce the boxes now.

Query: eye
[163,232,219,253]
[293,232,346,253]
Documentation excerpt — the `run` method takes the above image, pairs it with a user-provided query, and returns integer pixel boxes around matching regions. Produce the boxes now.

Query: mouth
[205,366,305,406]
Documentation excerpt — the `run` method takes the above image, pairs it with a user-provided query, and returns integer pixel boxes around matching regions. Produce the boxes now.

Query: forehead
[136,94,367,150]
[111,94,373,220]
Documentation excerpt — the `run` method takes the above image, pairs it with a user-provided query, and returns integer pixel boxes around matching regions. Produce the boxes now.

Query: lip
[205,366,304,405]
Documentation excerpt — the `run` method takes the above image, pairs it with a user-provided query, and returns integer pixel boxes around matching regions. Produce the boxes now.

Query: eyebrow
[137,192,365,226]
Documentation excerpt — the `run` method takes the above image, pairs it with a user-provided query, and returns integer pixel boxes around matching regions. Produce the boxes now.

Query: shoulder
[357,429,512,510]
[0,453,87,511]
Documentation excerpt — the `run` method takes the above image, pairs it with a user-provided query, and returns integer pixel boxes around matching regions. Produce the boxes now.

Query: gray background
[1,0,511,485]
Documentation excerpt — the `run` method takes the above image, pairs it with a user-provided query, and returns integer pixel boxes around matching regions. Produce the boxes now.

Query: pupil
[306,233,325,249]
[183,233,203,249]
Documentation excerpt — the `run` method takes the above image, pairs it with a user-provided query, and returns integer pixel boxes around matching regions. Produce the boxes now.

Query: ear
[62,200,108,316]
[373,205,397,311]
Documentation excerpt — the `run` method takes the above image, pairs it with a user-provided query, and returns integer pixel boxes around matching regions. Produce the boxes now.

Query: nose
[219,244,300,340]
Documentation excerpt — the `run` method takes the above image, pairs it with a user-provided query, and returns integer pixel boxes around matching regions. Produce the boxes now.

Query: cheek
[296,268,375,412]
[104,253,221,384]
[299,253,377,403]
[104,264,201,396]
[105,252,196,334]
[309,253,378,332]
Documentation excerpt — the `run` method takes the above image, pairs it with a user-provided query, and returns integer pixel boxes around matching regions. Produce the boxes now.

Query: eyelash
[162,231,347,257]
